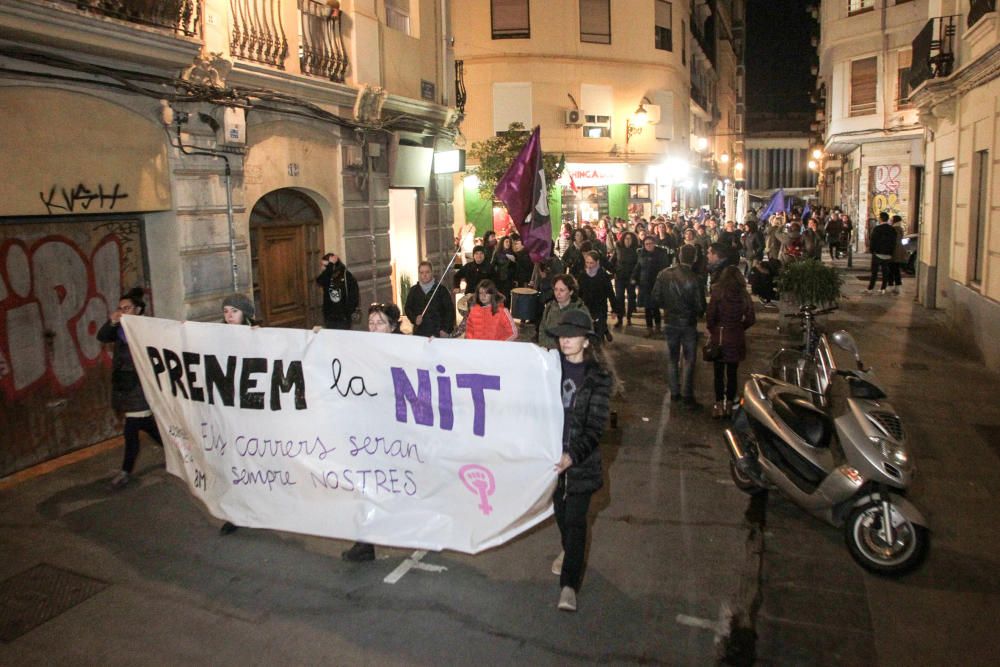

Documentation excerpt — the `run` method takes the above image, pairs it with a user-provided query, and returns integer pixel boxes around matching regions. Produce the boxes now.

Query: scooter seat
[772,393,833,449]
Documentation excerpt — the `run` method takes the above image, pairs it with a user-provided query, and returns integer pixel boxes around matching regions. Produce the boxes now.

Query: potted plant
[775,259,843,335]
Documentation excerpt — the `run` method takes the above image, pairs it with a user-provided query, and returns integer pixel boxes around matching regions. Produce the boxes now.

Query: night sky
[745,0,815,123]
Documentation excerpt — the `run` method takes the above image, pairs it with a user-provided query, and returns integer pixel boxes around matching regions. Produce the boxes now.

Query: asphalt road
[2,262,999,665]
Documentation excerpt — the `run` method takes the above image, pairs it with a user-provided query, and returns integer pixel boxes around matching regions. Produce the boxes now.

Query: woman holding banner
[546,309,612,612]
[341,302,404,562]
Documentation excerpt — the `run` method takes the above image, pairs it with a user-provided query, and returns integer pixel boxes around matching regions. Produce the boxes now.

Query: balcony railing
[690,84,708,112]
[968,0,996,28]
[455,60,467,114]
[909,15,957,91]
[64,0,200,37]
[230,0,288,69]
[300,0,348,82]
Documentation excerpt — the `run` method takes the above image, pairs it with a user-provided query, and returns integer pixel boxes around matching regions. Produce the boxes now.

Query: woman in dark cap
[341,301,404,562]
[545,309,612,612]
[98,287,163,490]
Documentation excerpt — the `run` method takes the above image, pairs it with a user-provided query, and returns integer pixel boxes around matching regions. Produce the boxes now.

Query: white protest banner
[121,316,562,554]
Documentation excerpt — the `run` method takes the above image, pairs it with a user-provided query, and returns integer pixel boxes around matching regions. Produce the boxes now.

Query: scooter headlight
[870,436,909,466]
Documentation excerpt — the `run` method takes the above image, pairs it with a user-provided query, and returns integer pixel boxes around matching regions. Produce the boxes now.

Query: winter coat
[316,262,359,323]
[706,286,756,363]
[611,242,639,283]
[869,223,898,257]
[577,269,615,320]
[650,264,706,327]
[97,320,150,413]
[404,282,456,337]
[633,246,671,308]
[453,260,496,294]
[513,248,535,286]
[464,304,517,341]
[562,359,613,495]
[537,297,591,349]
[561,244,585,277]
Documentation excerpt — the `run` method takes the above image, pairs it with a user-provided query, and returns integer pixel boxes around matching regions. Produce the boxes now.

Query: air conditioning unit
[565,109,584,126]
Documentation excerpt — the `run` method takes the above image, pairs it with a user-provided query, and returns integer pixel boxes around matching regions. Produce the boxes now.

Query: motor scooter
[724,330,929,575]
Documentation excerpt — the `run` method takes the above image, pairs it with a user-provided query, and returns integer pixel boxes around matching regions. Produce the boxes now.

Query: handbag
[703,326,723,362]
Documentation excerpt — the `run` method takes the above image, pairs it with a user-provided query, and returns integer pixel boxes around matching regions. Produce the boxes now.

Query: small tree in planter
[775,259,843,336]
[468,122,563,200]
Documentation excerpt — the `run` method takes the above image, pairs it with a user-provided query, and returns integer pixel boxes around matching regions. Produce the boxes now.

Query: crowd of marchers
[92,201,911,615]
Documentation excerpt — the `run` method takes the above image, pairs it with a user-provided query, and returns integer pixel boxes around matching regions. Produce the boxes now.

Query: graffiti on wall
[870,165,902,219]
[39,183,129,216]
[0,228,138,401]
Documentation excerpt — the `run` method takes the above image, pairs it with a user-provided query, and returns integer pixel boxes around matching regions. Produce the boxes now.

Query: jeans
[665,324,699,399]
[553,476,592,592]
[714,361,739,402]
[645,305,662,329]
[122,415,163,473]
[614,278,637,319]
[867,257,892,290]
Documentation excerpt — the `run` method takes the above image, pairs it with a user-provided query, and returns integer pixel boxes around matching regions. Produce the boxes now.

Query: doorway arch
[250,188,323,328]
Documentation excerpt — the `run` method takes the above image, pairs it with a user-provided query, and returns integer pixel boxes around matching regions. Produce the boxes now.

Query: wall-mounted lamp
[694,135,709,152]
[625,97,652,154]
[720,153,730,164]
[811,148,823,160]
[734,160,744,173]
[808,159,819,171]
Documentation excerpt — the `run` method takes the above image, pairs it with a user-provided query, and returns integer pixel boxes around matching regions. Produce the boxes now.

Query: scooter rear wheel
[729,459,765,495]
[845,500,929,576]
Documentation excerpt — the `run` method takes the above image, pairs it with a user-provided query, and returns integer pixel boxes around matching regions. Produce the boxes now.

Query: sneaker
[342,542,376,562]
[763,301,778,309]
[879,289,886,295]
[551,550,564,576]
[604,330,613,343]
[862,289,874,295]
[109,471,130,490]
[557,586,577,612]
[757,296,769,305]
[219,521,239,536]
[892,286,901,295]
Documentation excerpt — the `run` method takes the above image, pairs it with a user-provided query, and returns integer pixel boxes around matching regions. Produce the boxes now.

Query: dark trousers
[665,324,699,399]
[553,476,592,592]
[890,262,903,286]
[122,415,162,473]
[714,361,739,402]
[644,304,662,329]
[324,317,352,330]
[614,278,637,319]
[867,256,892,290]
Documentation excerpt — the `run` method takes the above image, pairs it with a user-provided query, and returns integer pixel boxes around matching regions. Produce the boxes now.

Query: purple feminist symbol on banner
[458,464,496,516]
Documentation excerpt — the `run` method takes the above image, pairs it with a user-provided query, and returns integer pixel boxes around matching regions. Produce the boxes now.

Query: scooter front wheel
[845,500,928,576]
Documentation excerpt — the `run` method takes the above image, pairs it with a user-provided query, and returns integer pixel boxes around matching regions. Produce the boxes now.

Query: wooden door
[250,189,323,328]
[257,226,307,328]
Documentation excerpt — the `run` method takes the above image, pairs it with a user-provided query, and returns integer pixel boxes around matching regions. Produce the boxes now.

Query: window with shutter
[580,0,611,44]
[492,0,530,39]
[896,50,912,109]
[386,0,410,35]
[850,57,877,116]
[848,0,875,15]
[655,1,673,51]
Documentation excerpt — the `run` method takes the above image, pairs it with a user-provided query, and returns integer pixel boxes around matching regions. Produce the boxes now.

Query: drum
[510,287,541,321]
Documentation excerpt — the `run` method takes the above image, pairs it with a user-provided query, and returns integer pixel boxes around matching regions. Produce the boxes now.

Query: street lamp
[811,148,822,160]
[720,153,730,164]
[808,159,818,171]
[694,135,709,152]
[625,98,651,153]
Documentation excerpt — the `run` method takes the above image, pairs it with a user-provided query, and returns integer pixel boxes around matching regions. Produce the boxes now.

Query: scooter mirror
[831,330,862,361]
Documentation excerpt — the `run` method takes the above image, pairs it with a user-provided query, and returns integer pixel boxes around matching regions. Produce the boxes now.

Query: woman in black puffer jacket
[97,287,162,490]
[545,309,613,613]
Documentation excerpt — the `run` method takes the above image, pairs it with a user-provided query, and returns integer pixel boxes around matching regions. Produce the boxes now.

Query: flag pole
[418,228,474,320]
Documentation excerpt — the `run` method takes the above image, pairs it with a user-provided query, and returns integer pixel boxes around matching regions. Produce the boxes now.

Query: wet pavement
[2,256,999,665]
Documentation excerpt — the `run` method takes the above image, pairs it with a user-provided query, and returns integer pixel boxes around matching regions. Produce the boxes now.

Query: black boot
[219,521,239,536]
[342,541,376,562]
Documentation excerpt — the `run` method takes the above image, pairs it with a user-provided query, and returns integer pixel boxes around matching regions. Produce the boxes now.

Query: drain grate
[0,563,108,642]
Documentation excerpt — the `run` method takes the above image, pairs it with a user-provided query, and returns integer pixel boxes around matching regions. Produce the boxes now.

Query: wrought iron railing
[300,0,348,82]
[455,60,467,114]
[909,15,957,91]
[968,0,996,28]
[230,0,288,69]
[690,83,708,111]
[65,0,200,37]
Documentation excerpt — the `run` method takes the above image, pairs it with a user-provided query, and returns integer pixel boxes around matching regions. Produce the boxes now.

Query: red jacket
[465,304,517,341]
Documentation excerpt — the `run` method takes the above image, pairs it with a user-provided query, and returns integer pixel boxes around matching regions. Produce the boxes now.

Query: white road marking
[383,550,448,584]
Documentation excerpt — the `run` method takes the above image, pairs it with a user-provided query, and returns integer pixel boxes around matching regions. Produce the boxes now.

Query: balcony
[229,0,348,82]
[968,0,996,28]
[690,84,708,112]
[60,0,200,36]
[909,15,957,91]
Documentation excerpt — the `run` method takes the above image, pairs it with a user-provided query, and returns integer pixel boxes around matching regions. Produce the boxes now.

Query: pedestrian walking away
[706,267,756,418]
[546,309,613,612]
[97,287,163,491]
[864,212,898,294]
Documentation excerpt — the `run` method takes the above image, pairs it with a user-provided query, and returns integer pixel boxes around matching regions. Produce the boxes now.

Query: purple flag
[494,126,552,262]
[758,188,786,222]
